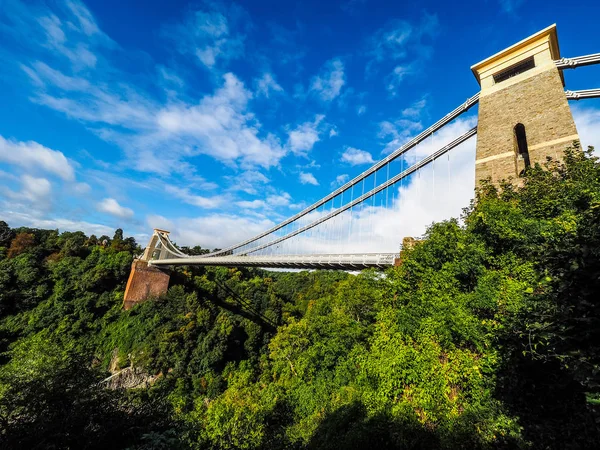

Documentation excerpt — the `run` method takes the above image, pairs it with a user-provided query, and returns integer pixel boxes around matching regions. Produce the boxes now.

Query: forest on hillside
[1,146,599,449]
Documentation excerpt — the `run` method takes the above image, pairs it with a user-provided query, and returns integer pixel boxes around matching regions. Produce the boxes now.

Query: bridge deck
[149,253,398,270]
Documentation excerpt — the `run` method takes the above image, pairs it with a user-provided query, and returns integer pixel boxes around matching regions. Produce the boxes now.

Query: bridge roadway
[149,253,399,270]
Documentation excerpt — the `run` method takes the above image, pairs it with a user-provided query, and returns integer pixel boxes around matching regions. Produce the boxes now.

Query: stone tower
[123,229,171,310]
[471,24,579,185]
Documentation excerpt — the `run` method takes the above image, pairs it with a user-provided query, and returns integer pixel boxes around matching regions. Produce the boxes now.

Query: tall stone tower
[472,24,579,185]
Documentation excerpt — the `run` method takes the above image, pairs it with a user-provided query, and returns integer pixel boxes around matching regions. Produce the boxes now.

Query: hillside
[1,146,599,449]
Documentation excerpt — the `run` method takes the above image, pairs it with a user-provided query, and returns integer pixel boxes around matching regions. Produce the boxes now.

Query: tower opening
[493,56,535,84]
[514,123,531,175]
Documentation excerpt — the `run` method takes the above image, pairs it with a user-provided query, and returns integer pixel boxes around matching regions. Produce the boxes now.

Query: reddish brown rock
[123,260,170,310]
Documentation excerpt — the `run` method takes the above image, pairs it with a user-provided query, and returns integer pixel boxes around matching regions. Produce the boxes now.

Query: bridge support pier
[123,259,170,310]
[395,237,422,266]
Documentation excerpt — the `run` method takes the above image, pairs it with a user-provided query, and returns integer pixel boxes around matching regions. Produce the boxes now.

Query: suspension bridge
[123,25,600,308]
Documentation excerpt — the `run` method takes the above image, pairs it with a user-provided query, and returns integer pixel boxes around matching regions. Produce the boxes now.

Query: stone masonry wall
[475,66,579,185]
[123,260,170,310]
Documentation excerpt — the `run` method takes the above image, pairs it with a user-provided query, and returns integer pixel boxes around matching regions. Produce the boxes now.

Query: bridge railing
[150,252,399,269]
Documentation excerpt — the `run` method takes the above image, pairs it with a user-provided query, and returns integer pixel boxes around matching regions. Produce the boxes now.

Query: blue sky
[1,0,599,249]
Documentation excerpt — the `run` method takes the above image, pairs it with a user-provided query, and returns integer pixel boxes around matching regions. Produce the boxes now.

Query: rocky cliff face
[101,348,161,390]
[102,366,161,390]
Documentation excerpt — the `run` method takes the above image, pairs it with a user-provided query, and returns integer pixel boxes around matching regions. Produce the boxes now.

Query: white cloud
[236,199,267,209]
[24,61,91,91]
[155,72,286,170]
[34,0,111,71]
[164,185,225,209]
[1,210,115,238]
[401,98,427,118]
[341,147,375,165]
[378,118,424,154]
[21,175,52,202]
[329,128,338,137]
[97,198,134,219]
[17,2,284,175]
[267,192,292,207]
[378,98,428,140]
[233,192,293,215]
[159,66,184,87]
[407,116,477,163]
[287,115,324,155]
[357,105,367,115]
[23,61,156,129]
[310,58,345,101]
[256,72,284,98]
[331,173,349,188]
[227,170,270,195]
[37,14,65,46]
[66,0,102,36]
[299,172,319,185]
[386,65,414,95]
[74,182,91,194]
[0,135,75,180]
[572,104,600,151]
[26,63,286,172]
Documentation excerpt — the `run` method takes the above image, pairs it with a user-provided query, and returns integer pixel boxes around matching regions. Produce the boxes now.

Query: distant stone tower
[471,24,579,185]
[123,229,171,310]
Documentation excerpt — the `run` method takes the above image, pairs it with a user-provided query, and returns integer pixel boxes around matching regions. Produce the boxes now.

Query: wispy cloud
[256,72,284,98]
[573,105,600,152]
[341,147,375,165]
[164,185,225,209]
[401,97,428,118]
[65,0,103,36]
[163,2,248,69]
[235,191,294,211]
[97,197,134,219]
[266,192,293,207]
[236,199,267,209]
[287,115,325,155]
[299,172,319,186]
[331,173,349,188]
[20,175,52,203]
[378,118,423,154]
[310,58,346,101]
[33,0,112,71]
[226,170,270,195]
[377,98,431,154]
[23,57,287,172]
[366,14,439,95]
[0,135,75,181]
[0,210,116,238]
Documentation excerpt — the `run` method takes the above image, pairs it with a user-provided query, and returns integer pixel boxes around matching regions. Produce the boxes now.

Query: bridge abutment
[123,259,171,310]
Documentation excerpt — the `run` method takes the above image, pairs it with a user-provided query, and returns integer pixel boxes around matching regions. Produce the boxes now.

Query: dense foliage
[1,146,599,449]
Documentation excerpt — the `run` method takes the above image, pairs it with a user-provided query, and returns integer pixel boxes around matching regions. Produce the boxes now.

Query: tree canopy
[0,146,599,449]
